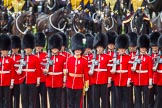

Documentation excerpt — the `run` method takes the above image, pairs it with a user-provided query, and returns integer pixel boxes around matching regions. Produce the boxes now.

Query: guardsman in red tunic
[112,34,131,108]
[66,33,89,108]
[105,30,118,108]
[10,35,21,108]
[57,32,70,108]
[127,32,138,108]
[20,33,41,108]
[83,33,94,108]
[0,34,15,108]
[34,32,47,108]
[132,34,153,108]
[153,34,162,108]
[90,33,111,108]
[45,33,66,108]
[148,32,160,108]
[153,35,162,108]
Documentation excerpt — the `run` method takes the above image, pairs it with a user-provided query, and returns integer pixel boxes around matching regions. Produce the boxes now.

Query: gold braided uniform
[70,0,92,10]
[131,0,143,12]
[106,0,117,12]
[4,0,12,10]
[11,0,25,13]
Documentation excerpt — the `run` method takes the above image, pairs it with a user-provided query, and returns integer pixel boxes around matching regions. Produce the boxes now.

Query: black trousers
[10,84,20,108]
[107,81,116,108]
[129,83,134,108]
[67,88,82,108]
[20,83,37,108]
[134,86,149,108]
[48,87,62,108]
[36,82,47,108]
[115,86,130,108]
[148,84,157,108]
[62,87,67,108]
[154,86,162,108]
[0,86,10,108]
[92,84,108,108]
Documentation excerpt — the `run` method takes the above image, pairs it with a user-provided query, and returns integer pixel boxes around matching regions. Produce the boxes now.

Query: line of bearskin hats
[35,32,46,47]
[158,35,162,49]
[85,33,94,49]
[57,32,67,47]
[0,34,11,50]
[22,33,35,49]
[149,32,161,47]
[71,33,86,53]
[106,30,118,44]
[115,34,129,49]
[48,33,63,50]
[93,33,108,49]
[11,35,21,49]
[137,34,150,49]
[127,32,138,47]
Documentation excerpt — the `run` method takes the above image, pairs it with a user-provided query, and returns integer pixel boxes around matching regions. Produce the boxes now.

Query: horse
[12,11,36,38]
[144,0,162,18]
[151,12,162,32]
[36,7,70,37]
[101,6,118,33]
[0,5,12,34]
[123,8,152,35]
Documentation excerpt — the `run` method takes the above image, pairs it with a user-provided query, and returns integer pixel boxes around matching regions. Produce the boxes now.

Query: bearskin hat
[22,33,35,49]
[48,33,63,50]
[11,35,21,49]
[0,34,11,50]
[115,34,129,49]
[71,33,86,52]
[93,33,108,49]
[85,33,94,49]
[106,30,118,44]
[158,35,162,49]
[35,32,46,47]
[57,32,67,47]
[149,32,161,46]
[137,34,150,49]
[128,32,138,47]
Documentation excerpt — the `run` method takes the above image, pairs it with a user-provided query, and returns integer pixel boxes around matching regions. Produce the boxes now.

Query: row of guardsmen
[0,30,162,108]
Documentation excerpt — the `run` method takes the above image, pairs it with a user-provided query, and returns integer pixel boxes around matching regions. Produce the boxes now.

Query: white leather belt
[157,70,162,73]
[48,72,63,75]
[0,71,10,74]
[136,70,148,73]
[22,69,36,72]
[116,70,128,73]
[94,69,107,72]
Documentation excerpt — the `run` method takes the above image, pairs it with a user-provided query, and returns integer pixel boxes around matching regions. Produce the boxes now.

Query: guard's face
[152,46,158,53]
[118,48,126,55]
[12,48,19,54]
[96,46,104,54]
[129,46,137,52]
[1,50,8,56]
[60,46,65,52]
[84,48,92,55]
[108,44,115,51]
[51,48,59,54]
[24,48,32,55]
[74,50,82,56]
[140,47,147,54]
[35,46,43,52]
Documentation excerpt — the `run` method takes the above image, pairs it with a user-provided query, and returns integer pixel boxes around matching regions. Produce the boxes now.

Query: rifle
[109,49,120,73]
[148,48,152,56]
[41,50,53,73]
[131,49,140,71]
[153,50,162,71]
[14,50,26,74]
[89,50,98,76]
